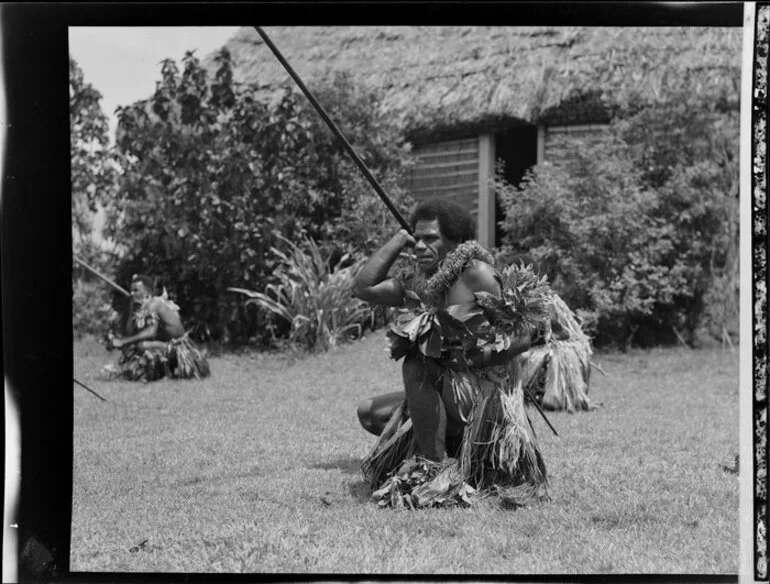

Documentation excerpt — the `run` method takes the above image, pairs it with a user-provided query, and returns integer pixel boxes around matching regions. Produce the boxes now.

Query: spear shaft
[73,378,107,402]
[73,255,130,297]
[253,26,412,233]
[523,385,559,437]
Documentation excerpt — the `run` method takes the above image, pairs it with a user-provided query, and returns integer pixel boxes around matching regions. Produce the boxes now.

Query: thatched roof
[208,26,742,139]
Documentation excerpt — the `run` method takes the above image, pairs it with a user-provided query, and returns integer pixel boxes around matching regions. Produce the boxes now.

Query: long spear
[522,385,559,437]
[73,255,130,297]
[256,27,559,437]
[253,26,412,234]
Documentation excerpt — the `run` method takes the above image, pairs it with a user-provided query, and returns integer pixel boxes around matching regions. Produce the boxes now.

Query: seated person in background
[105,274,209,382]
[112,274,185,351]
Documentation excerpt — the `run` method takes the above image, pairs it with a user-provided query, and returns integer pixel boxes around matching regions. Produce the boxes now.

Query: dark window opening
[494,125,538,247]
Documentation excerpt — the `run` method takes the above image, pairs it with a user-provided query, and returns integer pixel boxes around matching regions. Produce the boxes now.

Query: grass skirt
[521,294,596,412]
[362,361,549,509]
[107,335,210,382]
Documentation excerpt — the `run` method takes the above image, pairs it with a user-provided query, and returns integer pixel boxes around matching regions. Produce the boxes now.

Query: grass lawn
[71,332,740,575]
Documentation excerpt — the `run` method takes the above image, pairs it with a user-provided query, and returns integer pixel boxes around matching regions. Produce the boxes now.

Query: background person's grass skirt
[522,294,597,412]
[110,335,210,382]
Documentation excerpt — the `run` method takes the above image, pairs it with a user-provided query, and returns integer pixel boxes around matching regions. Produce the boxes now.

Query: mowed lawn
[71,332,740,575]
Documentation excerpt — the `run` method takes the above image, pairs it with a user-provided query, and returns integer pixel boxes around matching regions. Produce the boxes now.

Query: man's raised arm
[352,229,414,307]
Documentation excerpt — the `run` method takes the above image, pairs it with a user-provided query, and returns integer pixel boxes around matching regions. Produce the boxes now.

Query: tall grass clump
[229,236,374,352]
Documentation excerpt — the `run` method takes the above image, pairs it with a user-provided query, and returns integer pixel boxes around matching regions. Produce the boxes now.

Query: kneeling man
[353,199,549,508]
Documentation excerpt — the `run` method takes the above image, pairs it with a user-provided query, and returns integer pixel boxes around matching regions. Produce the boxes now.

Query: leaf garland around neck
[412,241,495,306]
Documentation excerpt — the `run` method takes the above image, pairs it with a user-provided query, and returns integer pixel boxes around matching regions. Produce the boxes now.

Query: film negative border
[754,3,769,581]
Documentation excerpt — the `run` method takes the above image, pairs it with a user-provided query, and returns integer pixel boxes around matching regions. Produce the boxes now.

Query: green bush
[72,236,125,339]
[71,56,123,337]
[230,236,375,352]
[498,144,659,346]
[107,49,413,344]
[72,280,118,339]
[498,101,738,348]
[70,56,116,242]
[72,273,120,340]
[617,90,740,343]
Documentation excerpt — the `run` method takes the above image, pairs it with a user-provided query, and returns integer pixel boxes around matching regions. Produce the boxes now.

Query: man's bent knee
[357,399,382,436]
[357,398,377,434]
[357,393,405,436]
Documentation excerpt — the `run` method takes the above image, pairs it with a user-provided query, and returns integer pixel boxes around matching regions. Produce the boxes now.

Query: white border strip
[1,5,21,580]
[740,3,758,583]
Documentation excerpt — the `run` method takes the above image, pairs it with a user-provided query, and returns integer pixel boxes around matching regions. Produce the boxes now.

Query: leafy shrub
[70,56,116,242]
[230,236,374,352]
[72,274,119,339]
[71,56,123,337]
[72,234,125,339]
[617,89,740,343]
[498,144,661,346]
[498,100,738,348]
[107,49,413,344]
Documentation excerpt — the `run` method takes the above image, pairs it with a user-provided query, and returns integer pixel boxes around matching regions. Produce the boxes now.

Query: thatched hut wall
[216,26,741,134]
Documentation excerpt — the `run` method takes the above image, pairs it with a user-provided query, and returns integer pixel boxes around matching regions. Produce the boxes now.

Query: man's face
[130,281,150,304]
[413,218,456,275]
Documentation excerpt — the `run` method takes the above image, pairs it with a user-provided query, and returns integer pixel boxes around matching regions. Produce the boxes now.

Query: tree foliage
[70,56,120,337]
[107,49,413,343]
[498,87,739,348]
[70,56,116,247]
